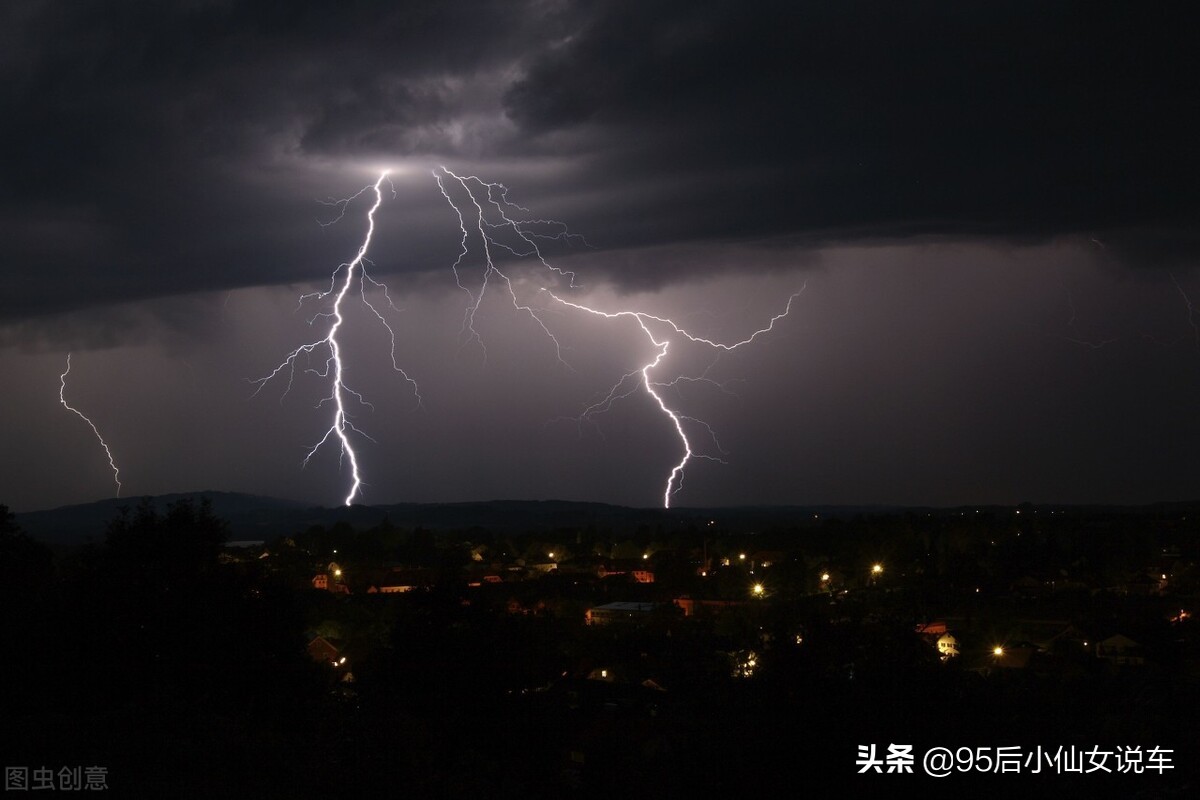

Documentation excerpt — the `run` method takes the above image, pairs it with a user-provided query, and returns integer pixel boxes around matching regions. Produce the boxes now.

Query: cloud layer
[3,1,1197,324]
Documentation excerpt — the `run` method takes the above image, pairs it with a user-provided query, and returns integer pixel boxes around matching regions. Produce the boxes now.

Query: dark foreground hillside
[2,498,1197,798]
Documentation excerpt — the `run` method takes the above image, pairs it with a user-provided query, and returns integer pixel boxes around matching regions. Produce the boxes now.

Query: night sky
[3,1,1199,512]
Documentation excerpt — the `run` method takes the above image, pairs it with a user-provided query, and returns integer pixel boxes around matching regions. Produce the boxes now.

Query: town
[3,498,1197,796]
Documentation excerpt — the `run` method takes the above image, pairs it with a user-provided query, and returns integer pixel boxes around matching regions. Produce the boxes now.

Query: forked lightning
[256,167,799,508]
[542,288,803,507]
[252,171,419,506]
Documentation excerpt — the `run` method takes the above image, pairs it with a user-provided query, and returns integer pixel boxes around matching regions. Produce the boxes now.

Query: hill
[14,493,900,545]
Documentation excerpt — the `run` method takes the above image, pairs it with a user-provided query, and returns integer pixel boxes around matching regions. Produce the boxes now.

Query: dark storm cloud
[0,0,564,324]
[504,1,1200,267]
[2,0,1197,325]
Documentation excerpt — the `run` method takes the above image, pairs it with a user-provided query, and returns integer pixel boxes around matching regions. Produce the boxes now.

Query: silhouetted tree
[102,496,227,593]
[0,505,55,713]
[0,504,54,606]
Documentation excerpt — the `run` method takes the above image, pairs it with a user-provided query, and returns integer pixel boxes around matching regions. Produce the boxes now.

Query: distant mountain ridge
[14,491,307,545]
[14,491,899,545]
[13,491,1200,546]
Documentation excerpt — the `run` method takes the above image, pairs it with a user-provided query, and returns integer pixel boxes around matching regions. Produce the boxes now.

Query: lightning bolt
[254,166,799,509]
[543,287,804,508]
[432,166,585,362]
[59,353,122,496]
[252,170,420,506]
[431,166,802,507]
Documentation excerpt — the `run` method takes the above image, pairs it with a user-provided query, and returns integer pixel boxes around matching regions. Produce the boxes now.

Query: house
[1013,620,1088,653]
[585,602,662,626]
[936,634,960,660]
[589,559,656,583]
[366,567,436,594]
[673,596,748,617]
[915,620,948,637]
[306,635,342,665]
[1125,574,1162,597]
[1095,634,1145,666]
[315,563,351,594]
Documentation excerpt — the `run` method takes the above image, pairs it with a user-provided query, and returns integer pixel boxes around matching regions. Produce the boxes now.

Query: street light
[751,583,765,597]
[871,563,883,576]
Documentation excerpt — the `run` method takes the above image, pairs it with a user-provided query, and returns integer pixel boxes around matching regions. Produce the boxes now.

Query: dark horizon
[15,488,1200,550]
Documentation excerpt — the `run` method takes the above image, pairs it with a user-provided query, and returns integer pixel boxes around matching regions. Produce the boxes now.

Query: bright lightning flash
[255,167,799,510]
[543,287,804,508]
[60,353,122,496]
[252,171,419,506]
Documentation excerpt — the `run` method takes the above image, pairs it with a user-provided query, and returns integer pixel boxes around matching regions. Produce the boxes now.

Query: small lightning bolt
[252,170,420,507]
[59,353,122,496]
[543,287,804,508]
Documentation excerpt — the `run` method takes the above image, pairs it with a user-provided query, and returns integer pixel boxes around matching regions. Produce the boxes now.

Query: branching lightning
[542,287,804,508]
[252,171,420,506]
[431,166,802,508]
[433,166,586,362]
[254,166,799,509]
[60,353,122,496]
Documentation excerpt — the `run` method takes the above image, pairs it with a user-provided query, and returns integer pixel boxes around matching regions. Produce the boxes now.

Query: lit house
[585,602,661,626]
